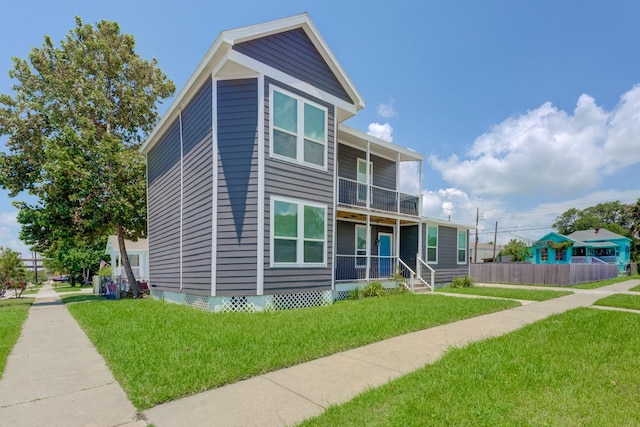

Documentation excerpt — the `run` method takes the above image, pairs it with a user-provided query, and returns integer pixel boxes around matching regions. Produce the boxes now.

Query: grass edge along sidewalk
[0,298,34,377]
[437,286,572,301]
[64,293,519,410]
[300,308,640,427]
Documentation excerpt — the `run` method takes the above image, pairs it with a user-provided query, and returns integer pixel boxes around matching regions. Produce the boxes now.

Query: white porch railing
[336,254,435,293]
[397,258,416,292]
[337,177,420,216]
[416,256,435,292]
[114,266,145,280]
[335,254,397,281]
[571,256,617,265]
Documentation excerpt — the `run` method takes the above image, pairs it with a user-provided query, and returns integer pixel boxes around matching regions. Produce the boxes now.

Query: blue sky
[2,0,640,255]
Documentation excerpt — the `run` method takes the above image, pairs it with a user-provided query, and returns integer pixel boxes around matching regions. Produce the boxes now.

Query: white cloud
[0,210,30,257]
[367,122,393,142]
[398,161,420,194]
[377,99,398,118]
[0,211,18,227]
[429,86,640,197]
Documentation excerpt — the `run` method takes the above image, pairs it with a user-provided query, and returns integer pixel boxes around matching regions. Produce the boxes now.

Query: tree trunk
[116,224,141,297]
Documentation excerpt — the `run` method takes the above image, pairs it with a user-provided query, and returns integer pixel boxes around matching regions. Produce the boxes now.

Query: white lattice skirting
[151,289,334,312]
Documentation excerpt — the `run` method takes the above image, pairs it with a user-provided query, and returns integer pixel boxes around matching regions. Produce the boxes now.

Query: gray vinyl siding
[147,119,181,290]
[400,225,418,270]
[216,78,259,295]
[337,143,397,190]
[423,225,469,283]
[263,77,334,293]
[182,78,213,294]
[335,221,393,257]
[234,28,352,103]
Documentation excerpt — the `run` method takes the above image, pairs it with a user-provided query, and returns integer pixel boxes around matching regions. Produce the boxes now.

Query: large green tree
[498,239,531,262]
[0,18,174,296]
[553,201,631,236]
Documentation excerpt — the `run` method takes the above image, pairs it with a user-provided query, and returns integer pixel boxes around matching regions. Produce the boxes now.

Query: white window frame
[355,224,367,269]
[426,225,438,264]
[356,158,373,202]
[457,229,467,265]
[270,196,327,268]
[269,86,328,171]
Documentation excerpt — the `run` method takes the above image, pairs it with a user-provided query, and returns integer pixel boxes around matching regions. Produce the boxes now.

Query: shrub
[388,284,409,295]
[347,287,364,300]
[449,276,474,289]
[362,281,388,298]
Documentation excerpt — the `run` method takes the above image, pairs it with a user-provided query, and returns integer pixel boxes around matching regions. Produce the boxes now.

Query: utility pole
[474,207,479,263]
[31,250,39,283]
[492,222,498,261]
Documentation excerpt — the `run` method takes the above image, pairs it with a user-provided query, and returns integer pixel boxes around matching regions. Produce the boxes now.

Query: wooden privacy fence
[470,263,619,286]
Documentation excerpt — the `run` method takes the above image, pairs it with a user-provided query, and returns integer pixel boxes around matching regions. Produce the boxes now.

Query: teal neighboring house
[532,228,631,272]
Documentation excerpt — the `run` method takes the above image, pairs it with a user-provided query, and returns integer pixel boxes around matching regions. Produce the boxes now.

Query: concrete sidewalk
[144,279,640,427]
[0,284,144,427]
[1,281,638,427]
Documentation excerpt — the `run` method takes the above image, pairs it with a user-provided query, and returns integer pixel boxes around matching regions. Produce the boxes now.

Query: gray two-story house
[140,13,470,311]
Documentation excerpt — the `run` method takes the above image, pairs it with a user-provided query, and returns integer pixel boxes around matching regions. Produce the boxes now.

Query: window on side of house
[541,248,548,261]
[355,224,367,268]
[457,230,467,264]
[271,87,327,169]
[555,248,564,261]
[426,225,438,263]
[272,197,327,267]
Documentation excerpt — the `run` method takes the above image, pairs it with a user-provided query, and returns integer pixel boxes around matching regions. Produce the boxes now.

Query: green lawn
[630,284,640,292]
[53,283,92,293]
[571,274,640,289]
[0,298,34,377]
[64,294,519,410]
[437,286,572,301]
[300,308,640,426]
[594,294,640,311]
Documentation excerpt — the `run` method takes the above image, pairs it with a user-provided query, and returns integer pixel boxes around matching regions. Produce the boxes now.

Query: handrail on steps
[397,257,416,293]
[416,255,435,292]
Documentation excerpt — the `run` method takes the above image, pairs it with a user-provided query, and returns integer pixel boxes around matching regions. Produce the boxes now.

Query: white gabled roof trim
[141,13,363,154]
[422,217,474,230]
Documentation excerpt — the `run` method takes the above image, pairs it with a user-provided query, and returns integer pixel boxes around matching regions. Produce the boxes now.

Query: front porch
[334,214,435,292]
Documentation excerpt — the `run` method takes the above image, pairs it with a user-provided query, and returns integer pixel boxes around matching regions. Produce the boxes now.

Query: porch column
[396,152,401,214]
[419,159,423,216]
[395,217,400,272]
[417,221,423,277]
[365,214,371,281]
[366,141,371,210]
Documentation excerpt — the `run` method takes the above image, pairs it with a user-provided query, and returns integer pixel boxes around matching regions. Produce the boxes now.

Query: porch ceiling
[336,210,418,225]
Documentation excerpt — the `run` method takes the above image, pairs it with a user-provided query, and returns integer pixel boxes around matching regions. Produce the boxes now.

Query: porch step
[412,285,432,294]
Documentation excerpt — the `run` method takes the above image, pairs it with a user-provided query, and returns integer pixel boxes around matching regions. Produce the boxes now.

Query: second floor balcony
[338,177,421,216]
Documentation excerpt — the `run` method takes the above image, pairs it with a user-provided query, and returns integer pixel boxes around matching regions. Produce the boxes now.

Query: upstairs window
[271,88,327,169]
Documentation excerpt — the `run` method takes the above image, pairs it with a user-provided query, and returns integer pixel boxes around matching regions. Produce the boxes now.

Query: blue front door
[379,233,392,277]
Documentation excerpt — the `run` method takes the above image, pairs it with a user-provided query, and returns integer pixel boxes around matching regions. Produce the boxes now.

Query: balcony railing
[338,177,420,216]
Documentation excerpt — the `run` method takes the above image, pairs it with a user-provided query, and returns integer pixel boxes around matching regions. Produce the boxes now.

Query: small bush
[347,287,364,300]
[362,282,388,298]
[449,276,474,289]
[388,284,409,295]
